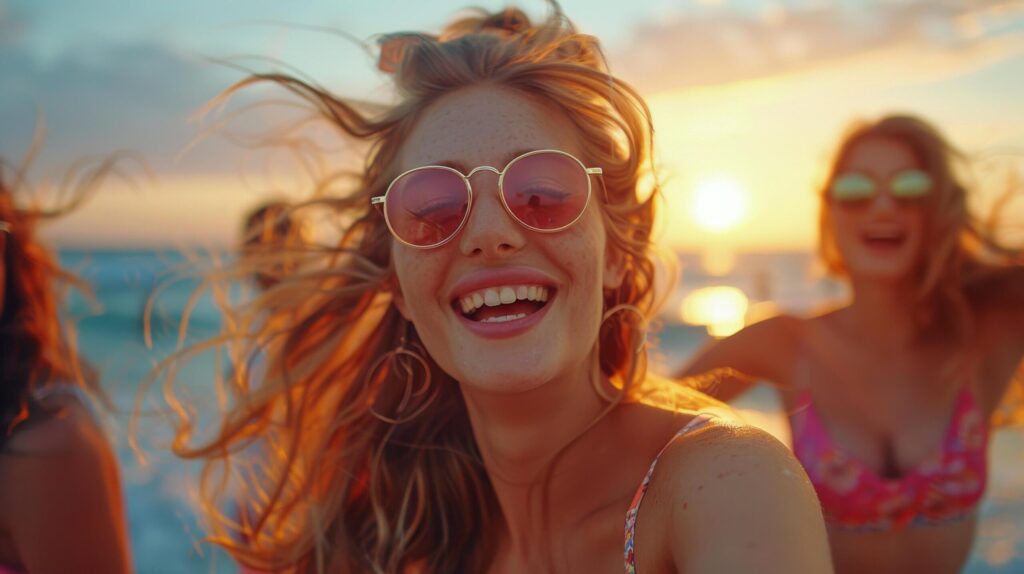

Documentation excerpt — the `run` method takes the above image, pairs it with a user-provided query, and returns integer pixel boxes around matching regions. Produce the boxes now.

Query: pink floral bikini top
[789,387,988,531]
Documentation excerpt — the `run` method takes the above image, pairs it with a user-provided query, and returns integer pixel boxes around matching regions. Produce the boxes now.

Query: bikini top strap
[625,412,720,571]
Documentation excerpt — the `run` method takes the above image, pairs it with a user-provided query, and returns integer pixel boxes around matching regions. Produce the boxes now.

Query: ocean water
[56,249,1023,573]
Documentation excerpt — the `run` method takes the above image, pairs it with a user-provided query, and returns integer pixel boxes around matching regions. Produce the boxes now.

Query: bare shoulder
[0,394,108,457]
[644,419,832,573]
[0,393,128,573]
[656,417,807,492]
[0,395,118,513]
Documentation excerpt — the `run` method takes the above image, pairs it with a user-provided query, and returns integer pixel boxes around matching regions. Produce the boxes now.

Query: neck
[847,276,919,348]
[460,354,613,564]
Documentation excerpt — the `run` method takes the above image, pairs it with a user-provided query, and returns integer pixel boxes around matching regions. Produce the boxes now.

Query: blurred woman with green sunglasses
[678,114,1024,574]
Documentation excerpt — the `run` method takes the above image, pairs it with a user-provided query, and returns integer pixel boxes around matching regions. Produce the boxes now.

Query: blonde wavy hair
[156,4,720,573]
[817,114,1024,425]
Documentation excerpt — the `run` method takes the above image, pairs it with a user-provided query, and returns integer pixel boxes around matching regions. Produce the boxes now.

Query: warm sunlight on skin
[691,175,750,232]
[680,285,749,338]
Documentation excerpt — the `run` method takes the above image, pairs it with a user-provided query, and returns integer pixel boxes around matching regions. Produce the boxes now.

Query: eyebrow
[431,149,536,174]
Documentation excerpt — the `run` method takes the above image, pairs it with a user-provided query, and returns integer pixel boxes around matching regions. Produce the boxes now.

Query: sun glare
[680,286,750,338]
[691,175,750,232]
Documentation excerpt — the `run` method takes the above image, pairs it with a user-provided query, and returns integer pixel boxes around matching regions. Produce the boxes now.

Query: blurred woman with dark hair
[0,158,131,574]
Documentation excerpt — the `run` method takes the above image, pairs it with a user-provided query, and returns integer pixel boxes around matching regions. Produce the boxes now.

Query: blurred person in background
[0,156,131,573]
[678,114,1024,574]
[240,200,313,293]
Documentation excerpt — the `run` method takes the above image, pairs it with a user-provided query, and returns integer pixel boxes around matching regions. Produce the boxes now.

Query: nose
[458,171,526,258]
[867,187,900,213]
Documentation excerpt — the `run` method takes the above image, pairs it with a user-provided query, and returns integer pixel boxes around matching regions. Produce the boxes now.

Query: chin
[844,257,917,283]
[454,365,555,394]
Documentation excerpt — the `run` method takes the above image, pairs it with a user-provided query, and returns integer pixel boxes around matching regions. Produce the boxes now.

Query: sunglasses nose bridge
[464,165,505,205]
[468,164,499,175]
[866,186,902,210]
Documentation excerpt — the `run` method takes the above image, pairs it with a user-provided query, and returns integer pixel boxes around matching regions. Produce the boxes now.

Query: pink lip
[448,266,558,300]
[447,266,559,340]
[860,234,907,255]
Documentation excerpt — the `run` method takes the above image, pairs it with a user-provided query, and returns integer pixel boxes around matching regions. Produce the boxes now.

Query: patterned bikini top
[789,387,988,530]
[623,412,717,573]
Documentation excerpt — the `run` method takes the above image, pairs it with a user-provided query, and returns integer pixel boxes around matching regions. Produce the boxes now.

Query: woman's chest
[789,345,970,479]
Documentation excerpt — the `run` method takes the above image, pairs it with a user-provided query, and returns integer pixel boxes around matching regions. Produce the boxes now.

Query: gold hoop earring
[367,333,438,425]
[593,303,649,402]
[601,303,648,355]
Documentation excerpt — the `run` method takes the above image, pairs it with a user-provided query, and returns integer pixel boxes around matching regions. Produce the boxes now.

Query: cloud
[609,0,1024,92]
[0,1,32,48]
[0,42,243,176]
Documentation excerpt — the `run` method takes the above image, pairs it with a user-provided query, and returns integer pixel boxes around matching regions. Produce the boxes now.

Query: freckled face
[390,85,620,394]
[828,137,929,282]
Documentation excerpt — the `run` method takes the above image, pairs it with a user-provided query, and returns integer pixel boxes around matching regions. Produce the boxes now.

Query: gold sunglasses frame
[371,149,602,249]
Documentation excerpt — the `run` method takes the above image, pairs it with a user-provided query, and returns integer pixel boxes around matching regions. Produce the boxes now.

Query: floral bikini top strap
[623,412,718,573]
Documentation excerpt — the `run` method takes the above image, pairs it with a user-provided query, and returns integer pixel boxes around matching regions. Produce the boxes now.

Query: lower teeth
[480,312,528,323]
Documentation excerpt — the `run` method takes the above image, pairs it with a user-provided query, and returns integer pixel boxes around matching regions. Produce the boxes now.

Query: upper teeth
[459,285,550,315]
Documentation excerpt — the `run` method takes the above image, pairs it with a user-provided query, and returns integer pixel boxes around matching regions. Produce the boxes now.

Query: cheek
[908,212,927,237]
[391,246,444,317]
[557,217,607,295]
[905,212,929,255]
[828,208,859,247]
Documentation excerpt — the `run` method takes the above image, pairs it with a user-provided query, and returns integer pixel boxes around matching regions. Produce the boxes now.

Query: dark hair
[0,160,101,447]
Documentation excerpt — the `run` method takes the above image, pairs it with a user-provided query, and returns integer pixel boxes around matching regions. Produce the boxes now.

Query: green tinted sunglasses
[829,169,934,203]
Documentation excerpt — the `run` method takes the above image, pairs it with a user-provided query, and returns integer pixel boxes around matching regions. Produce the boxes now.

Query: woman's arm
[675,315,802,402]
[657,422,832,573]
[971,267,1024,417]
[0,404,131,574]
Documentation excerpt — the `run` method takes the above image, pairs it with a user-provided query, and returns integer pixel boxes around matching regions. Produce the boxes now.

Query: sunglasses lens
[830,173,876,202]
[385,168,469,247]
[890,169,933,199]
[502,152,590,230]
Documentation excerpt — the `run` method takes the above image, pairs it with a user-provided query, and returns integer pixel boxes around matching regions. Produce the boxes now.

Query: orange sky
[36,13,1024,253]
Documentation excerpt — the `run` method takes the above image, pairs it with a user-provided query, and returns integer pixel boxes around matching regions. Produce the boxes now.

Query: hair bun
[479,8,531,34]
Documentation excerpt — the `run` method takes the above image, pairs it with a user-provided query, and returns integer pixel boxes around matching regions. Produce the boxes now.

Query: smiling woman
[677,114,1024,574]
[155,3,832,573]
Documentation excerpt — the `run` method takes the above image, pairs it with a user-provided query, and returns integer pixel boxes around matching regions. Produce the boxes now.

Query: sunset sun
[691,175,750,233]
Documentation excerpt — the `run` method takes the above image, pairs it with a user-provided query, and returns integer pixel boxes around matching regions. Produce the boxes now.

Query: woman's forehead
[842,136,922,173]
[398,85,583,170]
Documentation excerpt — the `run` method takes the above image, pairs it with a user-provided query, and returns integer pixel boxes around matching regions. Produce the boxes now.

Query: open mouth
[453,284,554,323]
[862,229,907,250]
